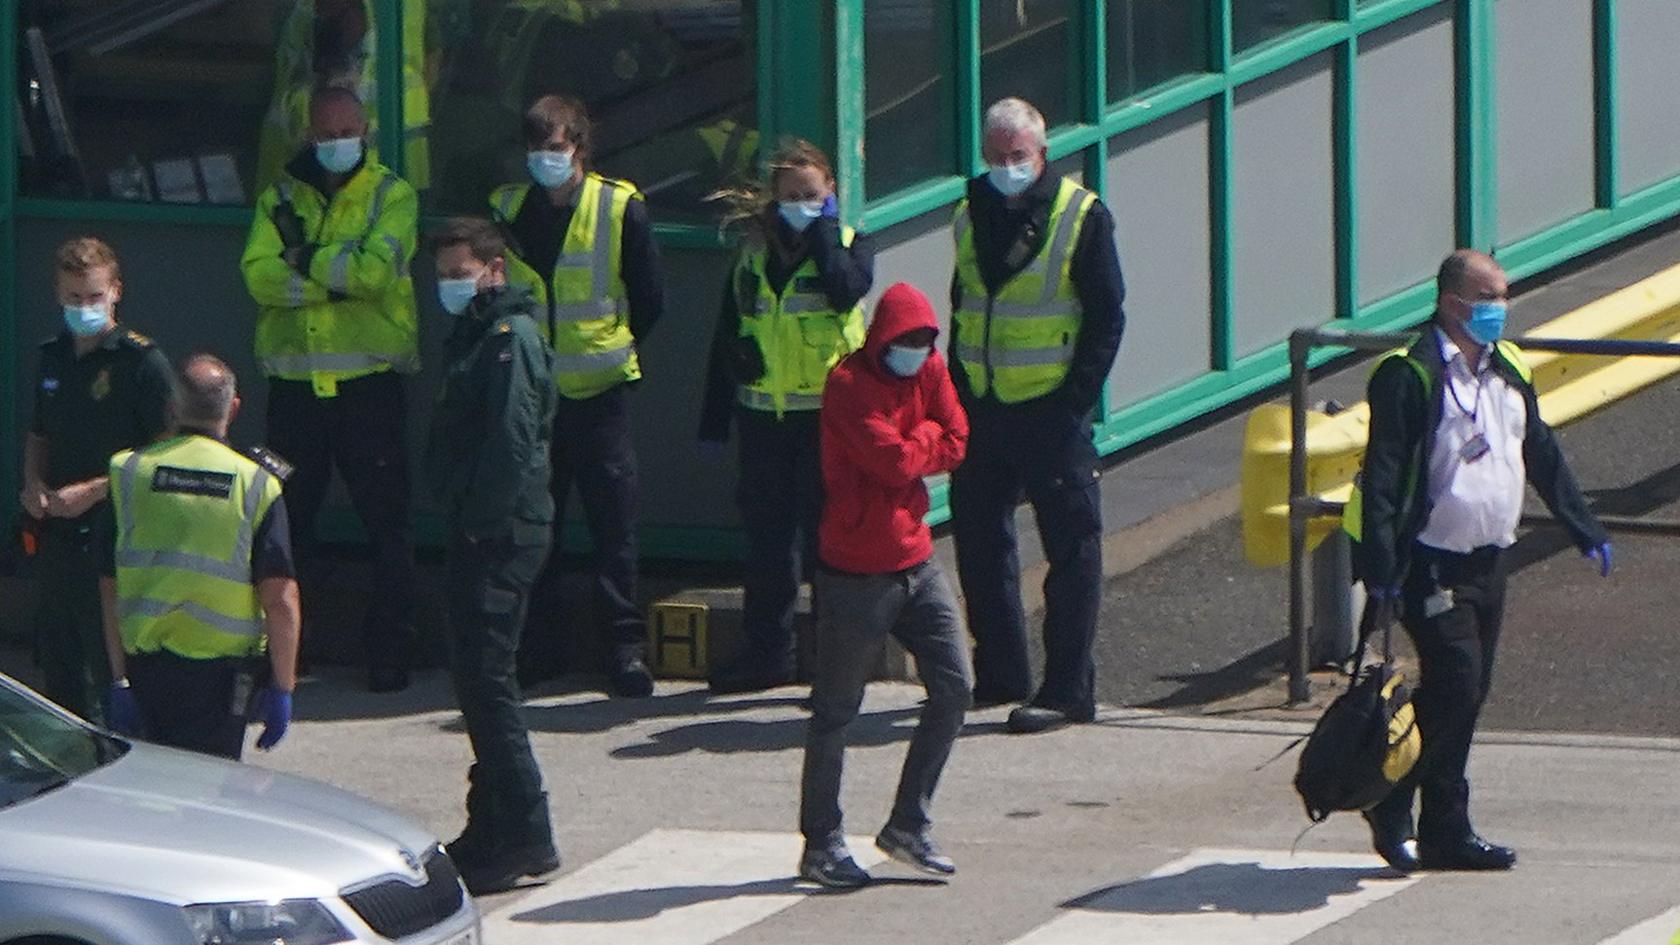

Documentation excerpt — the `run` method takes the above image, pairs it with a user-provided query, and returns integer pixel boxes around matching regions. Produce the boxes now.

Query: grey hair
[983,97,1048,149]
[175,353,237,426]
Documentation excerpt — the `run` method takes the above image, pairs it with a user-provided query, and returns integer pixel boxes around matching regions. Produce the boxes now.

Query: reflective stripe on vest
[734,231,865,416]
[110,439,279,657]
[491,175,639,398]
[951,178,1095,403]
[260,351,421,376]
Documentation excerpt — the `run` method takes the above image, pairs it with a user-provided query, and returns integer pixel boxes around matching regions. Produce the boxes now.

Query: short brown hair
[523,94,592,163]
[56,237,121,281]
[430,217,507,265]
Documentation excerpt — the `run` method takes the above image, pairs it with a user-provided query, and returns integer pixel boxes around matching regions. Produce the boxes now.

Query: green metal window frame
[5,0,1680,556]
[841,0,1680,478]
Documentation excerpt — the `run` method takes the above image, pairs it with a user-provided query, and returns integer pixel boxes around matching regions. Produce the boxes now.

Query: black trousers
[525,384,644,667]
[735,408,823,661]
[950,404,1103,717]
[450,534,552,845]
[267,372,418,670]
[127,651,258,760]
[32,522,108,726]
[1373,543,1507,842]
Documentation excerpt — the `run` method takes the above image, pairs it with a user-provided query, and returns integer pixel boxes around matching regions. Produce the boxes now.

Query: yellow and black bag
[1293,599,1422,822]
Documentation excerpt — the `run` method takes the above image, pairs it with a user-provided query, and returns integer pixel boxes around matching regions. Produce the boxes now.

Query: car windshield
[0,675,126,809]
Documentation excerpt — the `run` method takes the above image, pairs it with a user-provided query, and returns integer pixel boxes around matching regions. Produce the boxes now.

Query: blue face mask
[527,150,575,189]
[1466,300,1508,346]
[315,136,364,175]
[777,200,824,233]
[436,277,481,316]
[883,344,932,378]
[987,161,1038,198]
[62,303,110,337]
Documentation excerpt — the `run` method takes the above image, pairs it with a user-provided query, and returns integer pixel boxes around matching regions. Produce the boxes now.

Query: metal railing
[1284,327,1680,703]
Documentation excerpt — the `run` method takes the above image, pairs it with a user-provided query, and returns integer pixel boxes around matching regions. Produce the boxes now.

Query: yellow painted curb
[1243,264,1680,567]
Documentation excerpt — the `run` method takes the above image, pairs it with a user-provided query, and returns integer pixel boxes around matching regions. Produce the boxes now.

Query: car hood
[0,741,440,904]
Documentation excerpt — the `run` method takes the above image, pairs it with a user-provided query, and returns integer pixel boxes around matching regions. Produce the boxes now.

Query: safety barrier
[1243,264,1680,703]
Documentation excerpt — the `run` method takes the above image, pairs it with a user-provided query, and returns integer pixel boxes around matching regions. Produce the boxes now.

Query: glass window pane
[14,1,334,204]
[1106,0,1208,103]
[426,1,757,221]
[981,0,1078,129]
[865,0,952,198]
[1233,0,1334,53]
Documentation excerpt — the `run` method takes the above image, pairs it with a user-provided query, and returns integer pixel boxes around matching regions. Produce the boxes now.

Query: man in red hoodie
[798,283,972,888]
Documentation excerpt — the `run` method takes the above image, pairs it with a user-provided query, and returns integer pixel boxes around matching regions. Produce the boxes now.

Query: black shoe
[1362,810,1420,874]
[1006,705,1078,734]
[368,666,410,694]
[1418,833,1517,871]
[708,654,797,695]
[875,825,956,876]
[798,846,871,889]
[453,841,562,896]
[608,657,655,698]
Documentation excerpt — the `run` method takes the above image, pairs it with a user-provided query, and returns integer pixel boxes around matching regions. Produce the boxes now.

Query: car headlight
[183,900,352,945]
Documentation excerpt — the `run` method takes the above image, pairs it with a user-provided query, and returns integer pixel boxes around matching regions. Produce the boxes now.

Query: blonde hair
[708,137,835,240]
[56,236,121,281]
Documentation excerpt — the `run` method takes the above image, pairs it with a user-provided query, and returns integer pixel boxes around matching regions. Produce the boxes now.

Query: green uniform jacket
[424,287,559,542]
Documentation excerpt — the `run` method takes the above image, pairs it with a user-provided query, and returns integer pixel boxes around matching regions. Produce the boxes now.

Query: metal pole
[1287,331,1312,704]
[1310,530,1358,669]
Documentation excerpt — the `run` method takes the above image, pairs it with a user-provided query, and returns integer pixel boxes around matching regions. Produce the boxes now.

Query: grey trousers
[799,560,974,850]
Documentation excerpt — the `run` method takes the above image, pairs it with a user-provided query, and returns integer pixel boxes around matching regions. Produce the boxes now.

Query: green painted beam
[1353,0,1452,32]
[1209,0,1234,372]
[1455,0,1497,249]
[1,0,19,518]
[376,0,404,178]
[765,1,834,155]
[1593,0,1619,208]
[956,0,982,177]
[834,0,865,222]
[1333,0,1360,319]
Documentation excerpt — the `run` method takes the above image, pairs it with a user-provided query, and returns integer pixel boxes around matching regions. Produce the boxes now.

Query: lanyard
[1444,361,1486,425]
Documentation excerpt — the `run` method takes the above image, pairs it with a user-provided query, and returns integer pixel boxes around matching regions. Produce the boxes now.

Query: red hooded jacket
[819,283,969,574]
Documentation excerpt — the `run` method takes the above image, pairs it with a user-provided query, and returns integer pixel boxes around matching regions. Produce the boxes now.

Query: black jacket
[1358,327,1607,589]
[424,287,559,542]
[698,214,875,442]
[946,172,1127,419]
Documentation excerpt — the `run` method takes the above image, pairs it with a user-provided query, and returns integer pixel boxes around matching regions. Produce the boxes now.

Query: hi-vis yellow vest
[1342,340,1532,541]
[733,234,866,416]
[254,0,431,193]
[952,177,1096,403]
[242,161,420,398]
[490,174,641,399]
[109,436,283,661]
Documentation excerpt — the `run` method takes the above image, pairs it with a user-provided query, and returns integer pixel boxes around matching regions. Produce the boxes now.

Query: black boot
[455,791,561,896]
[445,765,494,868]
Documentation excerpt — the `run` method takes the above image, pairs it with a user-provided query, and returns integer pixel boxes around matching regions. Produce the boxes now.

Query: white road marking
[1596,905,1680,945]
[482,829,886,945]
[1002,847,1419,945]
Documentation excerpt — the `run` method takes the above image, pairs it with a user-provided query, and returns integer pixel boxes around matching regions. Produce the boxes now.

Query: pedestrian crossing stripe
[481,832,1680,945]
[1595,905,1680,945]
[481,829,886,945]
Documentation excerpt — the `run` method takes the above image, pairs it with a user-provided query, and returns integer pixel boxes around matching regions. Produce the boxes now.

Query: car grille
[342,847,465,940]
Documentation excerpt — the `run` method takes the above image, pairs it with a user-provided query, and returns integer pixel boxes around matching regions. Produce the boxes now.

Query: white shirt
[1415,330,1528,552]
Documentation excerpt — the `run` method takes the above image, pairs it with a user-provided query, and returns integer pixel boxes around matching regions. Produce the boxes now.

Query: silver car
[0,672,480,945]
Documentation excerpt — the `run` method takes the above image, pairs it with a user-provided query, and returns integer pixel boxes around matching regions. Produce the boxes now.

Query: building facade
[5,0,1679,559]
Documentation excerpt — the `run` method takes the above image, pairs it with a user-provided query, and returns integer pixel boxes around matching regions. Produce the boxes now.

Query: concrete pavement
[250,673,1680,945]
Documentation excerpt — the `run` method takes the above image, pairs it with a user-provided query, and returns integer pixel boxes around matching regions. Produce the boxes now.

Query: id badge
[1459,433,1491,463]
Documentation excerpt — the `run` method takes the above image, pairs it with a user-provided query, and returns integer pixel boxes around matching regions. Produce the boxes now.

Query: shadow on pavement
[608,706,921,758]
[1133,639,1288,711]
[1064,861,1390,916]
[508,872,944,924]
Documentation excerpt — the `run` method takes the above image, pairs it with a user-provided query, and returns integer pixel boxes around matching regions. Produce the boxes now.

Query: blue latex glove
[253,689,293,751]
[107,683,142,736]
[820,194,839,219]
[1586,542,1613,578]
